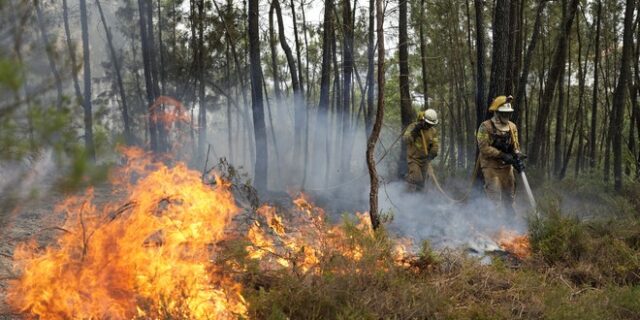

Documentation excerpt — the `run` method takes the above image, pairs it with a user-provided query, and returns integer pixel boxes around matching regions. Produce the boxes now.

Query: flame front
[8,148,247,319]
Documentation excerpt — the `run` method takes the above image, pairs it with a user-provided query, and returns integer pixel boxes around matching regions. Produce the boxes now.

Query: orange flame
[496,229,531,260]
[8,148,247,319]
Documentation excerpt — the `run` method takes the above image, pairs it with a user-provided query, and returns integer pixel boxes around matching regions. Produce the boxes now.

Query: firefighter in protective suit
[476,95,524,215]
[403,109,440,191]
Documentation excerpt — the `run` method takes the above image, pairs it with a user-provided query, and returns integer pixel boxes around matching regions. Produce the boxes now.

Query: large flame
[7,148,247,319]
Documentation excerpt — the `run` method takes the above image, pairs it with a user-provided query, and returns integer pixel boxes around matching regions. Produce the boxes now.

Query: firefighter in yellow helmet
[476,95,524,215]
[403,109,440,191]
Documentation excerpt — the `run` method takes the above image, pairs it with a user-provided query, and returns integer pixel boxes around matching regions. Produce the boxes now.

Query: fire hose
[420,132,538,212]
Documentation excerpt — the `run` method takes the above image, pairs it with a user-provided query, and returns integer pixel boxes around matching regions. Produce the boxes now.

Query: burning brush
[7,148,247,319]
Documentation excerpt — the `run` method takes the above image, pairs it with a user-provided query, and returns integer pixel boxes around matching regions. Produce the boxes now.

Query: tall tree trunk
[315,0,333,184]
[341,0,354,177]
[273,0,304,178]
[367,0,384,230]
[419,0,428,109]
[248,0,269,191]
[290,0,305,94]
[611,0,635,191]
[505,0,518,95]
[34,0,63,110]
[589,0,602,170]
[62,0,83,106]
[365,0,375,133]
[95,0,132,144]
[474,0,487,127]
[514,0,547,133]
[197,0,206,159]
[486,0,510,110]
[398,0,415,178]
[138,0,158,152]
[529,0,579,166]
[80,0,95,160]
[268,3,282,100]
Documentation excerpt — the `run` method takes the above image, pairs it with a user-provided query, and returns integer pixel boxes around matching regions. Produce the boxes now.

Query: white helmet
[421,108,439,125]
[497,102,514,113]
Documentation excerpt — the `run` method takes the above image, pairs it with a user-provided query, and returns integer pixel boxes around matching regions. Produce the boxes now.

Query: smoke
[0,149,56,201]
[378,180,529,252]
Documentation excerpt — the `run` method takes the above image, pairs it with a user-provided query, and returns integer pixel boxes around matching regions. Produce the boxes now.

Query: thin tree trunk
[474,0,486,127]
[398,0,414,178]
[514,0,547,133]
[80,0,95,160]
[341,0,354,177]
[34,0,63,110]
[316,0,333,185]
[530,0,579,166]
[367,0,384,230]
[62,0,83,106]
[611,0,635,191]
[419,0,428,109]
[589,0,602,170]
[268,3,282,100]
[248,0,269,191]
[197,0,206,159]
[138,0,158,151]
[96,0,132,144]
[365,0,375,133]
[273,0,304,173]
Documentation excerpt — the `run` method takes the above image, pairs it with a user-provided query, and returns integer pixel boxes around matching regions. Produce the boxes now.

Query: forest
[1,0,640,318]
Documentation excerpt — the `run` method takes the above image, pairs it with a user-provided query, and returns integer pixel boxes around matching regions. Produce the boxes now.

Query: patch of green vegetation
[228,185,640,320]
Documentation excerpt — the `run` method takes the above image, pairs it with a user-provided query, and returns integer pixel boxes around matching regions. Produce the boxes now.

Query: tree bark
[529,0,579,166]
[486,0,510,109]
[514,0,547,132]
[419,0,428,109]
[611,0,635,191]
[197,0,206,159]
[248,0,269,191]
[474,0,487,127]
[367,0,385,230]
[138,0,158,152]
[589,0,602,170]
[62,0,83,107]
[95,0,132,144]
[398,0,415,178]
[79,0,95,160]
[341,0,354,177]
[268,3,282,100]
[365,0,375,133]
[273,0,304,168]
[34,0,63,110]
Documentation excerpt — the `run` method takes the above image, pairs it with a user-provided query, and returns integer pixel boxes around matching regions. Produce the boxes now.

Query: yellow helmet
[489,95,514,112]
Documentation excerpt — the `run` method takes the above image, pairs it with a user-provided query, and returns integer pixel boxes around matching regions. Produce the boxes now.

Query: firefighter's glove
[500,152,516,165]
[513,154,526,173]
[426,153,437,161]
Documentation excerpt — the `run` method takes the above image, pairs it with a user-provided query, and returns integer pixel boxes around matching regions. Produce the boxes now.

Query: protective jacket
[403,122,439,190]
[476,118,520,169]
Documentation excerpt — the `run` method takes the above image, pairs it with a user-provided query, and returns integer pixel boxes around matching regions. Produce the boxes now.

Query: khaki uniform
[476,118,520,213]
[403,122,439,191]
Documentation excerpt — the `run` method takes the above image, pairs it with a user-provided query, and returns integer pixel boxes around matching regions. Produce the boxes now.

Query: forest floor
[1,176,639,319]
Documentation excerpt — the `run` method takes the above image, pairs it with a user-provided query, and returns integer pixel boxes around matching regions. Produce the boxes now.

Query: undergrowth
[225,181,640,319]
